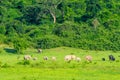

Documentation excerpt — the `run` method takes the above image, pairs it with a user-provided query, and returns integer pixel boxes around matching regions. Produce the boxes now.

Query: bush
[36,35,62,49]
[13,38,29,54]
[0,34,6,44]
[0,24,6,34]
[53,21,77,38]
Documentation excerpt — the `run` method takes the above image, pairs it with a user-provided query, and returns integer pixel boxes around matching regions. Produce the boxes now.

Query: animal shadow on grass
[4,48,17,54]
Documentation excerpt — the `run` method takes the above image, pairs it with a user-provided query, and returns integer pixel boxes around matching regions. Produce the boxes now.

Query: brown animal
[85,55,92,62]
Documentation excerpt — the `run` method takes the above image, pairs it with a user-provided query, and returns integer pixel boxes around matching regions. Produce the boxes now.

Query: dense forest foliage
[0,0,120,53]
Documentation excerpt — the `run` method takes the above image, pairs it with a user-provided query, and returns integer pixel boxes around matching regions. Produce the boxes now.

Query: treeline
[0,0,120,53]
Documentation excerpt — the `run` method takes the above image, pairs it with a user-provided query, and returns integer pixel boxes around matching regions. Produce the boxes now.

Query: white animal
[71,55,76,60]
[43,56,48,60]
[37,49,42,53]
[51,56,56,61]
[64,55,76,62]
[64,55,72,62]
[24,55,32,60]
[76,57,81,62]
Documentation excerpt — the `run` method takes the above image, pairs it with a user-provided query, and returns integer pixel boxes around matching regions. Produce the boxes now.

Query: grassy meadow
[0,45,120,80]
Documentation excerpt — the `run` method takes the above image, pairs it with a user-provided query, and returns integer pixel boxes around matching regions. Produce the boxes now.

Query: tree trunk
[50,11,56,23]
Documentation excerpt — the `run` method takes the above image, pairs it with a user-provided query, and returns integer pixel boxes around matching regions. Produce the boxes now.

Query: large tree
[36,0,62,23]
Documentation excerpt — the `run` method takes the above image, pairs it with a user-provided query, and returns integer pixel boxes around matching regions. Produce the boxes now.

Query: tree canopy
[0,0,120,52]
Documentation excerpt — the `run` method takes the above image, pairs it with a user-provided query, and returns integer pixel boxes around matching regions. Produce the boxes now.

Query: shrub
[36,35,62,49]
[13,38,29,54]
[0,24,6,34]
[0,34,6,44]
[53,21,77,38]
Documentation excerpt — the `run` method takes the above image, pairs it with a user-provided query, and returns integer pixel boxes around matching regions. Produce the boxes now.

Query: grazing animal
[24,55,32,60]
[37,48,42,53]
[109,55,115,61]
[102,58,105,61]
[71,55,76,60]
[64,55,76,62]
[64,55,72,62]
[43,56,48,60]
[51,56,56,61]
[85,55,92,62]
[76,57,81,62]
[64,55,72,63]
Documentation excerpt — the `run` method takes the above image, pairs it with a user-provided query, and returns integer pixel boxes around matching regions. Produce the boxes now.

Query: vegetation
[0,0,120,53]
[0,1,120,79]
[0,47,120,80]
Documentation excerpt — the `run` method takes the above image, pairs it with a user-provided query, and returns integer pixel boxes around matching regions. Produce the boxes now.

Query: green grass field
[0,45,120,80]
